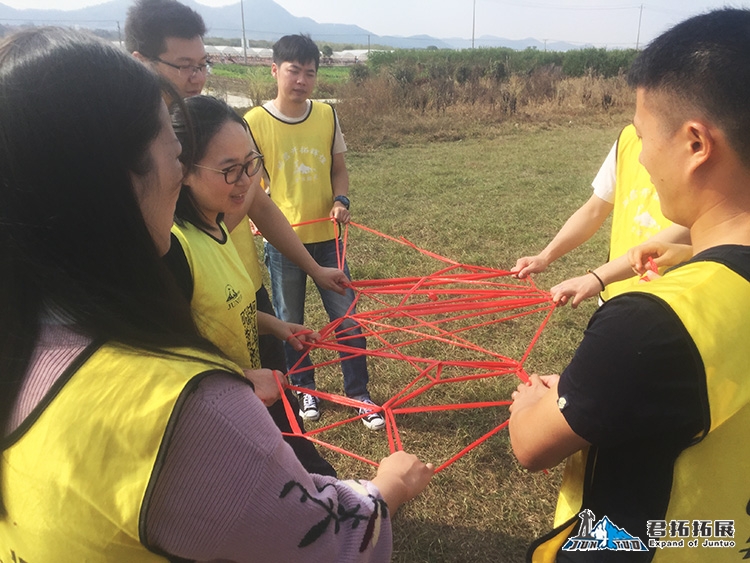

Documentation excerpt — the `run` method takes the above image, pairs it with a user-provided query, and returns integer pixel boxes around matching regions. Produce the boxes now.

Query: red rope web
[273,219,555,473]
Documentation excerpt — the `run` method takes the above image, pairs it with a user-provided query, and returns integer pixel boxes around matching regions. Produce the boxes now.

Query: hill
[0,0,581,51]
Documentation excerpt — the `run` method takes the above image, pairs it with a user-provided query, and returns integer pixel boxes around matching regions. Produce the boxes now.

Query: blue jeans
[265,238,370,400]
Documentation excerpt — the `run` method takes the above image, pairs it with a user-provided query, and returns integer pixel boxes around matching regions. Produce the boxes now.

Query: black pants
[257,285,337,477]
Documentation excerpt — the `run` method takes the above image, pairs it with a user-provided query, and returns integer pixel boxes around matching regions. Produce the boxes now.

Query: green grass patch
[210,63,350,84]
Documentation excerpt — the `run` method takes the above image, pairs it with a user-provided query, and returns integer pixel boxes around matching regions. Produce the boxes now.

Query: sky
[2,0,748,48]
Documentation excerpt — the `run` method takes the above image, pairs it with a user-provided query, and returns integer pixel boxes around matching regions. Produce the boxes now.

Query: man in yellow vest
[509,8,750,562]
[245,35,384,430]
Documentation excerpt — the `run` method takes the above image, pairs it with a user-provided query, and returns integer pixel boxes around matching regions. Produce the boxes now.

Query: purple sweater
[7,322,393,562]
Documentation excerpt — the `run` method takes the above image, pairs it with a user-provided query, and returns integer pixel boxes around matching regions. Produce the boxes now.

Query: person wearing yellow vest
[244,34,385,430]
[166,95,338,476]
[0,29,434,561]
[511,124,687,308]
[509,9,750,562]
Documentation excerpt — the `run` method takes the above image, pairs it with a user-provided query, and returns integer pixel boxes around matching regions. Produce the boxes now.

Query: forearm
[330,152,350,199]
[256,310,285,337]
[589,253,635,287]
[596,224,691,285]
[249,194,326,278]
[652,223,691,245]
[537,195,613,264]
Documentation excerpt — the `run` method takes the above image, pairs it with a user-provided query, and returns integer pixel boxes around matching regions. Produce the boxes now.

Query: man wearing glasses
[125,0,209,99]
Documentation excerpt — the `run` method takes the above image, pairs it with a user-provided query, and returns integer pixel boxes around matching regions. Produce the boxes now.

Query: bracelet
[586,269,606,292]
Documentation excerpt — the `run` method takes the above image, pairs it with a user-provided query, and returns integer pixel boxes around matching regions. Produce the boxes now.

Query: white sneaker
[299,393,320,421]
[358,398,385,430]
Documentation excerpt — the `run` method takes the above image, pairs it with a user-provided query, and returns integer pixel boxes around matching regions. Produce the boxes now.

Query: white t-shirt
[591,140,617,204]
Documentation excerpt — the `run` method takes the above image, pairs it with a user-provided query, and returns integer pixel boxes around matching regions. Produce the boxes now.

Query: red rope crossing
[274,219,555,472]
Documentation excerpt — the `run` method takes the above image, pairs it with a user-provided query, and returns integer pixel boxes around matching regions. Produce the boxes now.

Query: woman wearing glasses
[0,29,433,561]
[166,95,341,476]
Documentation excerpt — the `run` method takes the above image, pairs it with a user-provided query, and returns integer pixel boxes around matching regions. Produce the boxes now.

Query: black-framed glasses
[154,57,210,78]
[194,152,264,184]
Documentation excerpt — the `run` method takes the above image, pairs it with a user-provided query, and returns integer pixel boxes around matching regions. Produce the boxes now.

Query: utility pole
[636,4,643,50]
[472,0,476,49]
[240,0,248,64]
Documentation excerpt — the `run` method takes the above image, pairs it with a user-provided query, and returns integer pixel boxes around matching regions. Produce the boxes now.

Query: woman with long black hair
[0,27,432,561]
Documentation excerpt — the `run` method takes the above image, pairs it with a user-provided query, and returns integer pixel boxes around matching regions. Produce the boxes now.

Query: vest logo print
[225,284,242,310]
[562,509,648,552]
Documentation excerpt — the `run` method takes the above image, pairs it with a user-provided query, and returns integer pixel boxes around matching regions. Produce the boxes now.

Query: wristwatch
[333,195,350,209]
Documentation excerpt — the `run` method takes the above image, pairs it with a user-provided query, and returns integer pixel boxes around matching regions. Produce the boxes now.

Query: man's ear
[685,121,714,173]
[132,51,148,63]
[271,62,278,78]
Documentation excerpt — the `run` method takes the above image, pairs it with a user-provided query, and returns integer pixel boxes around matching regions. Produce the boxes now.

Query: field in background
[253,116,625,561]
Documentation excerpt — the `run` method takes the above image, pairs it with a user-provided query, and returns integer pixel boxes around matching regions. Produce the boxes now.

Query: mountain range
[0,0,582,51]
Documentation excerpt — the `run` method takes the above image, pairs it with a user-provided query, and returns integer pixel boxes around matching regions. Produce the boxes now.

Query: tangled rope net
[274,219,555,473]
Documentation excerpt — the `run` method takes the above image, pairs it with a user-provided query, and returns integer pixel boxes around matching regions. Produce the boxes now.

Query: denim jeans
[265,238,370,399]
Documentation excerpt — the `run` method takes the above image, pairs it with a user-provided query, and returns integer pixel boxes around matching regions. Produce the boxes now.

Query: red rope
[269,219,555,472]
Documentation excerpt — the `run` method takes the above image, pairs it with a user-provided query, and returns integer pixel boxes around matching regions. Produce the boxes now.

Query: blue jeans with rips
[264,238,371,400]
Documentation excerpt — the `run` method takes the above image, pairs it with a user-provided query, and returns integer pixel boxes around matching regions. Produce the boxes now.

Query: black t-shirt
[554,245,750,562]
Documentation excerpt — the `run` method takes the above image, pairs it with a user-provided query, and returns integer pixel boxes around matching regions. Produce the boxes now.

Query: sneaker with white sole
[299,393,320,421]
[358,398,385,430]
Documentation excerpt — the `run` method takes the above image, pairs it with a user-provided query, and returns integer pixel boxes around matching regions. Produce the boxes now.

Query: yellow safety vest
[602,124,672,300]
[245,102,336,244]
[0,342,244,561]
[231,217,264,292]
[529,258,750,561]
[172,221,261,369]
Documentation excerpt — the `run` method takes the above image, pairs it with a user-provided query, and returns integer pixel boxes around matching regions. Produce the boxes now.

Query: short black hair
[272,34,320,70]
[628,8,750,167]
[125,0,206,58]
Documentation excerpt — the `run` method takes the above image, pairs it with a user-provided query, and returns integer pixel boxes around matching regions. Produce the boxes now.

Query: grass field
[210,63,350,84]
[264,117,628,561]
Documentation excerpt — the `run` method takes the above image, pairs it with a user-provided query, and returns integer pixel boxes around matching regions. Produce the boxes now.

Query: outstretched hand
[282,323,321,352]
[372,451,434,513]
[511,255,549,279]
[549,273,602,308]
[312,266,350,295]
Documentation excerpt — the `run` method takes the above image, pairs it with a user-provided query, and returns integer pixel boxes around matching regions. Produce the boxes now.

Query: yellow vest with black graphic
[602,125,672,300]
[245,102,336,244]
[0,342,244,561]
[231,217,264,293]
[529,258,750,562]
[172,221,261,370]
